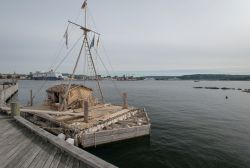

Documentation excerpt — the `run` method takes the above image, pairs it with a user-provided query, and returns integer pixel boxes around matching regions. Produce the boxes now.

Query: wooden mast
[62,0,104,110]
[61,40,85,110]
[82,0,104,103]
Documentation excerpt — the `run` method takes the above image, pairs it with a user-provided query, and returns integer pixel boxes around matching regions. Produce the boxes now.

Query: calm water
[17,80,250,168]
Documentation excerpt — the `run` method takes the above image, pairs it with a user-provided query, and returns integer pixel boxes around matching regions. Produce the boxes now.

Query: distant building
[32,70,64,80]
[144,77,155,80]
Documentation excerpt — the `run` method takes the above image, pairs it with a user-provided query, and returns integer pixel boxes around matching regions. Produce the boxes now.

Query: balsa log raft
[0,83,151,148]
[79,108,151,147]
[0,105,151,148]
[81,125,150,147]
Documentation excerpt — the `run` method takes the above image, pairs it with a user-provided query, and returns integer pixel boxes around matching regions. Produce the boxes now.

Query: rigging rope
[88,8,123,98]
[31,9,83,102]
[32,35,83,101]
[54,35,83,72]
[93,47,123,98]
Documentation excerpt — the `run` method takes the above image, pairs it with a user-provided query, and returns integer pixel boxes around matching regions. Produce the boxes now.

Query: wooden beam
[84,101,89,123]
[68,20,101,35]
[0,107,84,116]
[57,116,84,122]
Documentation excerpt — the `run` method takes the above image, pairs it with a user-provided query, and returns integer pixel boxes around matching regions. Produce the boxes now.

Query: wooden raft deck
[0,114,117,168]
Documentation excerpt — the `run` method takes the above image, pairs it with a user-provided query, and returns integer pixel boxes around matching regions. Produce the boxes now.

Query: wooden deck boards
[0,114,117,168]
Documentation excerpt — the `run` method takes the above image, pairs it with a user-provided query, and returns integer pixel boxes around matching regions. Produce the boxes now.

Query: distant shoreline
[144,74,250,81]
[1,74,250,81]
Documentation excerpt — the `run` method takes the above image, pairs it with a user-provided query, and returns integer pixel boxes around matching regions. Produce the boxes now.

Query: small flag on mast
[81,0,87,9]
[96,35,100,48]
[63,26,69,49]
[90,35,95,49]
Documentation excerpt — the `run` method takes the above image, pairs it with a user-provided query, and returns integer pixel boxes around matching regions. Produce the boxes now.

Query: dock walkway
[0,83,18,104]
[0,114,117,168]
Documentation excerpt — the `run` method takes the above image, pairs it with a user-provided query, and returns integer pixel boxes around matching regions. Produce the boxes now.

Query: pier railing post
[84,100,89,123]
[30,89,33,106]
[11,102,20,116]
[123,92,128,109]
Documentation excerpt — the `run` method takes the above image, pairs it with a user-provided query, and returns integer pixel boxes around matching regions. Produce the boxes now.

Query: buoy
[225,96,228,99]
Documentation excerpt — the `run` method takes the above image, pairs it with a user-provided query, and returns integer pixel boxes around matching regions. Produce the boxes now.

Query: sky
[1,0,250,76]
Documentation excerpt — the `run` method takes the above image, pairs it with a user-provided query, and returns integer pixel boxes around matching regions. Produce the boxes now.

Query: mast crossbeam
[68,20,101,35]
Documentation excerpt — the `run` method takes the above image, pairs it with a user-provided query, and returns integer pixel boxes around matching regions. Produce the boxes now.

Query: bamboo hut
[46,84,95,110]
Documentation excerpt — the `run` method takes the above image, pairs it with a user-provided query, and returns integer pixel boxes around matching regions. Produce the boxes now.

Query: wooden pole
[11,102,20,116]
[84,100,89,123]
[61,40,85,111]
[30,89,33,106]
[123,92,128,109]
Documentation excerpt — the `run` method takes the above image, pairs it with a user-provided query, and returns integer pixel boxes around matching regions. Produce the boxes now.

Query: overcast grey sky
[1,0,250,75]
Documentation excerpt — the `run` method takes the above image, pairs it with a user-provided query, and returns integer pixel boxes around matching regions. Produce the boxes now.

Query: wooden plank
[0,131,26,152]
[49,150,63,168]
[0,107,84,116]
[56,152,69,168]
[82,129,150,147]
[81,125,150,147]
[27,141,51,168]
[84,124,150,138]
[0,135,35,167]
[13,139,45,168]
[0,132,30,159]
[14,116,117,168]
[64,156,74,168]
[28,113,75,130]
[63,156,73,168]
[0,120,16,134]
[4,136,41,168]
[42,148,59,168]
[83,129,150,143]
[0,121,29,146]
[0,129,26,149]
[35,145,57,168]
[57,115,83,122]
[20,144,44,168]
[0,124,17,137]
[72,158,81,168]
[79,161,92,168]
[0,121,25,137]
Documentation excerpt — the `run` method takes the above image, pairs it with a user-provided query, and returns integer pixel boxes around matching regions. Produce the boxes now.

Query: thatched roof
[46,84,92,93]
